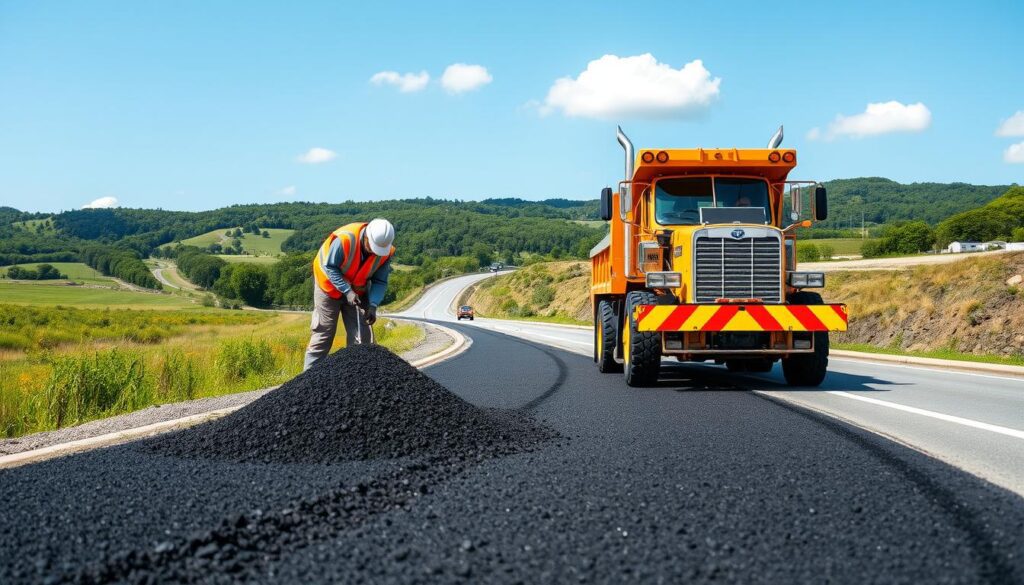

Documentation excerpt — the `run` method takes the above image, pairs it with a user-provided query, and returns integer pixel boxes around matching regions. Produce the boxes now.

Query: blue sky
[1,0,1021,212]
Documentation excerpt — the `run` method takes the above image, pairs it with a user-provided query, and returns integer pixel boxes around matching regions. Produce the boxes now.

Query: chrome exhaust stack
[617,126,635,276]
[767,125,784,149]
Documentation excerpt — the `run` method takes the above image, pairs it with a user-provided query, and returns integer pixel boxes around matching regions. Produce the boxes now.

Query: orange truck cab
[590,126,847,387]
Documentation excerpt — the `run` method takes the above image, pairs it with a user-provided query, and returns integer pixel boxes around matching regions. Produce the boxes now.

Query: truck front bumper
[635,304,848,333]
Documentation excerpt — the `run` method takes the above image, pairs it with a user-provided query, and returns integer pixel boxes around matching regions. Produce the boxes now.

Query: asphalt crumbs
[1,324,1022,584]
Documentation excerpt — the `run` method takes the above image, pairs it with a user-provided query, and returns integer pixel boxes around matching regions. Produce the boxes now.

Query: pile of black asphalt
[0,343,555,585]
[146,344,552,464]
[2,328,1024,584]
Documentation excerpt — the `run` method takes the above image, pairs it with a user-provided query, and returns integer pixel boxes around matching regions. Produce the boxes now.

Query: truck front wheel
[623,290,661,387]
[781,292,829,387]
[595,300,622,373]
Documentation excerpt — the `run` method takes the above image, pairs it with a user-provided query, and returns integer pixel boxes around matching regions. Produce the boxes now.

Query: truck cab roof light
[782,152,795,163]
[656,151,669,163]
[768,151,781,163]
[641,151,655,163]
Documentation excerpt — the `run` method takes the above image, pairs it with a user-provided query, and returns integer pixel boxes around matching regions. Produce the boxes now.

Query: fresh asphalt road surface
[2,273,1024,583]
[399,272,1024,498]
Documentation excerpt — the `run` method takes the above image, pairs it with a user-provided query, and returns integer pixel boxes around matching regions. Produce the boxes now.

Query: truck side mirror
[599,187,613,221]
[814,185,828,221]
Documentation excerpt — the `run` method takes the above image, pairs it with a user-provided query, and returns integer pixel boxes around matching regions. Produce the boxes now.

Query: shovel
[353,305,374,345]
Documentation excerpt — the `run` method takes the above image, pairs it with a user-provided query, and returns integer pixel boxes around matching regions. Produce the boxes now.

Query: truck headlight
[646,272,681,288]
[788,272,825,288]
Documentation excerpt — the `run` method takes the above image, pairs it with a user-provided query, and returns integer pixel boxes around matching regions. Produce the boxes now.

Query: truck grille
[694,236,782,303]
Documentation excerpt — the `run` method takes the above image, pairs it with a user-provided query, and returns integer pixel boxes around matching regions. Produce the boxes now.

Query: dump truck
[590,126,847,387]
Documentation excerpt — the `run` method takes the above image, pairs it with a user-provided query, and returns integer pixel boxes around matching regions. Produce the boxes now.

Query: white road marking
[830,357,1024,383]
[826,391,1024,440]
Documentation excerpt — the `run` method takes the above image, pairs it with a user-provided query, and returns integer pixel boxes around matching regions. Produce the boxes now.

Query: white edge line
[825,390,1024,440]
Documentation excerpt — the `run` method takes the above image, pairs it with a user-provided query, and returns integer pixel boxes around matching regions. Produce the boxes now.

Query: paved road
[3,273,1024,583]
[400,272,1024,497]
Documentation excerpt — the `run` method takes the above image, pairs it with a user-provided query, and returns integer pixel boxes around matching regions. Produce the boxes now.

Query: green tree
[469,242,493,267]
[229,263,269,306]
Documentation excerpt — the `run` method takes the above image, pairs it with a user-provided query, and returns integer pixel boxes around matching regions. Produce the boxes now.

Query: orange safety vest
[312,222,394,299]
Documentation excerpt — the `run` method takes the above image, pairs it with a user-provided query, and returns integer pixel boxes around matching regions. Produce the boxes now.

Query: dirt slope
[465,262,591,323]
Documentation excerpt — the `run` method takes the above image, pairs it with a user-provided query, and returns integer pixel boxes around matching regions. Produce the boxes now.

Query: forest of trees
[815,178,1011,230]
[934,186,1024,246]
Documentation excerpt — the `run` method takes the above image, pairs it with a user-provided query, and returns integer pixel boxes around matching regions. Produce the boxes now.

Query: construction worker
[304,218,395,370]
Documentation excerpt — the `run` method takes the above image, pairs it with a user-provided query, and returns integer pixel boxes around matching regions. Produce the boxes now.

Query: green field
[12,218,56,234]
[216,255,281,264]
[796,238,875,257]
[166,227,294,258]
[0,282,197,309]
[0,262,112,284]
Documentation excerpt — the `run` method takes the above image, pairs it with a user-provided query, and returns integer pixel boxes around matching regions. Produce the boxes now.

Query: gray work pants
[303,284,374,371]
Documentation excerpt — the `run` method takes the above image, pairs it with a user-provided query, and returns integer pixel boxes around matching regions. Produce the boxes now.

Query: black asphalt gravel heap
[147,343,554,464]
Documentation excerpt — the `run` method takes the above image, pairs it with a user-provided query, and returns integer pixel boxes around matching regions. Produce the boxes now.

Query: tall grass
[0,316,424,438]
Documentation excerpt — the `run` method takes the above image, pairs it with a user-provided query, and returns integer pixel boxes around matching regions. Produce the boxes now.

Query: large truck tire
[623,290,661,386]
[595,299,622,373]
[782,291,829,387]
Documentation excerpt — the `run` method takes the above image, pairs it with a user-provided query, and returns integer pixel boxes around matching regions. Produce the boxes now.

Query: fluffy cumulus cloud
[541,54,720,119]
[440,64,493,94]
[369,70,430,93]
[82,196,118,209]
[1005,142,1024,164]
[996,111,1024,137]
[808,101,932,140]
[296,147,337,164]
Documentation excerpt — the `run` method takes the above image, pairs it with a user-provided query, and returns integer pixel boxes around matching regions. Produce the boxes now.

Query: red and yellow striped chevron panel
[635,304,848,332]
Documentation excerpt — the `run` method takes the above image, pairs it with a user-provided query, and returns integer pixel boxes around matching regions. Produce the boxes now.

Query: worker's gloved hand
[366,305,377,325]
[344,290,360,306]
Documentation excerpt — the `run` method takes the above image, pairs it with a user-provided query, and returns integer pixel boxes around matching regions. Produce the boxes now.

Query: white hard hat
[365,218,395,256]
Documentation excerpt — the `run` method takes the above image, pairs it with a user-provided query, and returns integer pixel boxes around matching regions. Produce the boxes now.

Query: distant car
[457,305,475,320]
[489,263,500,272]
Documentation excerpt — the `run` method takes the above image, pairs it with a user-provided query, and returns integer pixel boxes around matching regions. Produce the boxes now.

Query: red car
[457,305,475,320]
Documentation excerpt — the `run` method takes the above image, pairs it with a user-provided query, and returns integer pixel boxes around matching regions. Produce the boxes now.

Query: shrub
[531,284,555,307]
[797,243,821,262]
[817,245,834,260]
[216,339,275,381]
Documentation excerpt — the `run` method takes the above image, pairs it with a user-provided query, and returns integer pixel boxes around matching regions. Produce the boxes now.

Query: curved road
[2,272,1023,583]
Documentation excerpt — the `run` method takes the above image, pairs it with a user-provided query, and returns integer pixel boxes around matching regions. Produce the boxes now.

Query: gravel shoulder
[0,320,454,457]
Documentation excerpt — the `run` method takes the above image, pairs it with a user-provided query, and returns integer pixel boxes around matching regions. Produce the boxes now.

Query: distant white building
[1008,242,1024,252]
[947,241,984,253]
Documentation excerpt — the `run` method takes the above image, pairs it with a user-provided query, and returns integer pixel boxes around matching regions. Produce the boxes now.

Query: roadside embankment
[464,261,590,324]
[826,251,1024,362]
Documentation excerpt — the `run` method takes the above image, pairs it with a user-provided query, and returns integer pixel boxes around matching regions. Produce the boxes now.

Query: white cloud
[277,185,297,197]
[370,70,430,93]
[809,101,932,140]
[441,63,492,94]
[540,54,720,119]
[996,111,1024,137]
[1005,142,1024,164]
[82,196,118,209]
[296,147,337,164]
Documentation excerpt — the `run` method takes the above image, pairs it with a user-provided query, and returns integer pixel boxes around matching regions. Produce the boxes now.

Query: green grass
[12,218,56,234]
[833,342,1024,367]
[216,255,281,264]
[0,262,112,284]
[797,238,876,257]
[165,227,294,257]
[0,282,197,309]
[0,312,424,437]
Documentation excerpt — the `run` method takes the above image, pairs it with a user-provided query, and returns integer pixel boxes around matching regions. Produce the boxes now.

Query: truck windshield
[655,177,771,225]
